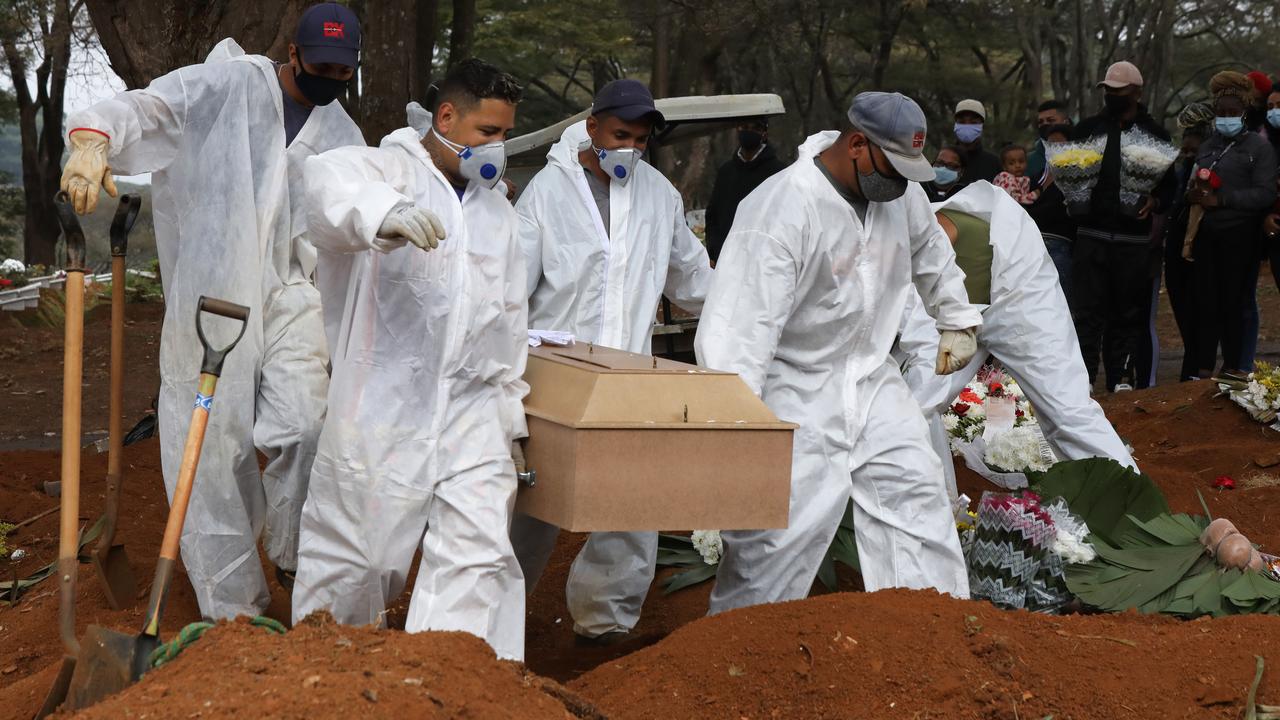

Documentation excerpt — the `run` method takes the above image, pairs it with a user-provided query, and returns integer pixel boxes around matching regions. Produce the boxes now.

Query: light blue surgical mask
[1267,108,1280,129]
[1215,116,1245,138]
[954,123,983,144]
[933,166,959,186]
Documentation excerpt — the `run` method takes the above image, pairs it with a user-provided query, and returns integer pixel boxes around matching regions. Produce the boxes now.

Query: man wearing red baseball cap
[58,3,366,621]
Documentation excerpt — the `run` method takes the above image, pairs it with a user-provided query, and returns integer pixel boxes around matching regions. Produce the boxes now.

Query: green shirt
[937,209,992,305]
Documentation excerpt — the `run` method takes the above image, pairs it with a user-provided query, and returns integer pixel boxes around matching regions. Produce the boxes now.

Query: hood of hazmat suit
[65,38,364,619]
[515,120,711,353]
[897,181,1136,495]
[292,128,529,661]
[695,131,983,612]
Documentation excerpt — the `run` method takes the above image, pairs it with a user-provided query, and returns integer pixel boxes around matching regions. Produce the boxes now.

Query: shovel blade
[92,543,136,610]
[34,658,75,719]
[65,625,139,712]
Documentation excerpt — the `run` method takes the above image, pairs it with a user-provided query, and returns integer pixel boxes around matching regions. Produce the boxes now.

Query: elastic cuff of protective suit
[69,127,110,140]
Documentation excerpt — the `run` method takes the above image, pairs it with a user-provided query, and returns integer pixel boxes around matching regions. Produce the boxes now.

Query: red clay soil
[573,588,1280,720]
[60,615,602,720]
[1,301,163,449]
[5,300,1280,718]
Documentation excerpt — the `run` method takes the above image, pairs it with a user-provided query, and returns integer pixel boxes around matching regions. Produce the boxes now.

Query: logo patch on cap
[912,131,925,149]
[323,21,345,38]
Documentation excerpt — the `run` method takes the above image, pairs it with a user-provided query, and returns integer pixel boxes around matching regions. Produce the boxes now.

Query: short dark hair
[1037,99,1068,114]
[435,59,523,115]
[937,145,965,167]
[1000,143,1027,161]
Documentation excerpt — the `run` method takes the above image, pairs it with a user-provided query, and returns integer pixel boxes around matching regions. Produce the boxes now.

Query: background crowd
[708,60,1280,393]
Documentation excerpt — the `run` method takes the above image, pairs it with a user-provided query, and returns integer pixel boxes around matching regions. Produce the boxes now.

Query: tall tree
[1,0,80,266]
[447,0,475,68]
[84,0,304,89]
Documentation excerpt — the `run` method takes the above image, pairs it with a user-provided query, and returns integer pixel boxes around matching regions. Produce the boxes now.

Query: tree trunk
[85,0,305,89]
[1,0,75,267]
[359,0,418,141]
[447,0,475,68]
[416,0,441,100]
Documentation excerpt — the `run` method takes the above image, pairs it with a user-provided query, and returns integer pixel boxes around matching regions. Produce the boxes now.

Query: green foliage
[0,179,23,260]
[1029,457,1170,546]
[817,500,859,592]
[0,522,14,557]
[655,533,718,594]
[1066,512,1280,617]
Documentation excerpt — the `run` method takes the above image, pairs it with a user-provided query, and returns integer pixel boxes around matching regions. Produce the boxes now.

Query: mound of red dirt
[571,588,1279,720]
[63,615,602,720]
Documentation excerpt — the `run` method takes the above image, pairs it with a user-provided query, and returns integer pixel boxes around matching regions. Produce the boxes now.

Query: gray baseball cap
[847,92,933,182]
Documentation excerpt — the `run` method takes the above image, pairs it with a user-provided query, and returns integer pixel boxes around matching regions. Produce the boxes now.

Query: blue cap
[592,79,665,126]
[295,3,361,68]
[847,91,934,182]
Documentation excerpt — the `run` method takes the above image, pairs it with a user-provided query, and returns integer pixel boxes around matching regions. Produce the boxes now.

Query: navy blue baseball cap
[592,79,665,126]
[295,3,361,68]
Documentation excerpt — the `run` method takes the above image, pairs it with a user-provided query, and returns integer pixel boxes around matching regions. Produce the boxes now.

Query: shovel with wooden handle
[94,194,142,611]
[60,296,250,714]
[35,191,91,719]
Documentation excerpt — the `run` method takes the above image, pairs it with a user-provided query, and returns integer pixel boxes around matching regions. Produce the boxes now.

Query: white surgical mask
[432,128,506,190]
[592,144,640,186]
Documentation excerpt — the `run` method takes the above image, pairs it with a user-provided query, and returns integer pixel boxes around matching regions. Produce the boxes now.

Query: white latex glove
[60,129,118,215]
[511,439,527,474]
[375,204,446,253]
[935,327,978,375]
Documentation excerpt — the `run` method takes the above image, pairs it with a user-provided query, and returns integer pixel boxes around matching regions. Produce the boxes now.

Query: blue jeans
[1241,273,1260,371]
[1044,234,1073,307]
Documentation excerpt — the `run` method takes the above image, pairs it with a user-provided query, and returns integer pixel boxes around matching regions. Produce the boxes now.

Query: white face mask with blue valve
[432,128,506,190]
[592,144,640,186]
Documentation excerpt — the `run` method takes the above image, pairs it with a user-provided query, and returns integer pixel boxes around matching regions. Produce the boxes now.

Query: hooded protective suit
[695,132,983,612]
[897,182,1136,496]
[65,39,364,619]
[291,128,529,662]
[510,120,711,638]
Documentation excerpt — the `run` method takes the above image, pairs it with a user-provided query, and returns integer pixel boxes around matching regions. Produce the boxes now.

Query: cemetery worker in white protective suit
[896,181,1137,499]
[509,79,712,644]
[58,3,365,619]
[291,59,530,662]
[695,92,983,612]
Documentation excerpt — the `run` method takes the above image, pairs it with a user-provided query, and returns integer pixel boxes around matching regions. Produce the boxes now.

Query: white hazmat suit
[510,120,711,638]
[66,39,364,619]
[897,182,1137,495]
[695,132,983,612]
[291,128,529,661]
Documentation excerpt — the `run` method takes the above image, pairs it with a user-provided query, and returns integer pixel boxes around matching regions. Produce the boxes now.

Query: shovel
[94,194,142,611]
[35,191,91,719]
[61,296,250,713]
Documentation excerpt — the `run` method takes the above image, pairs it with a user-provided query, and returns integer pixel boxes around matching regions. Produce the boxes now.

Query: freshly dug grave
[573,588,1279,720]
[64,615,602,720]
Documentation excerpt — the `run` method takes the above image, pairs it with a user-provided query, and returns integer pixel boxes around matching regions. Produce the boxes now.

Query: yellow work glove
[935,327,978,375]
[60,129,118,215]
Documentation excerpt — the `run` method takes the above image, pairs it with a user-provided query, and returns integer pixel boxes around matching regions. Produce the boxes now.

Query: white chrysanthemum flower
[0,258,24,273]
[1052,529,1097,564]
[691,530,722,566]
[984,426,1053,473]
[967,402,986,420]
[942,414,960,433]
